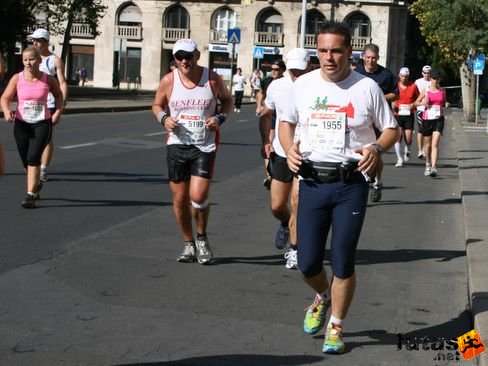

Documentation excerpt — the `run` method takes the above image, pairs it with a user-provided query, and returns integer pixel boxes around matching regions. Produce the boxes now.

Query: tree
[35,0,107,63]
[0,0,36,77]
[410,0,488,120]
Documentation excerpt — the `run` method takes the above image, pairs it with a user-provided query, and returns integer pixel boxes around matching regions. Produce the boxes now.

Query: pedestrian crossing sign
[253,47,264,59]
[227,28,240,44]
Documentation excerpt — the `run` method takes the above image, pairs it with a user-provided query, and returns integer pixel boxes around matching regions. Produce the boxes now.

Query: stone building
[46,0,410,91]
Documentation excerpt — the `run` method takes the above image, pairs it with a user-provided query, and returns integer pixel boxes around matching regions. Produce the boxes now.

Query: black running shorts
[267,152,293,183]
[420,116,444,136]
[167,144,216,182]
[396,115,414,130]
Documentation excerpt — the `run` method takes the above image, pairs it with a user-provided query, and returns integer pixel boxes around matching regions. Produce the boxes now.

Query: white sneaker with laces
[195,237,213,264]
[284,248,298,269]
[177,242,196,263]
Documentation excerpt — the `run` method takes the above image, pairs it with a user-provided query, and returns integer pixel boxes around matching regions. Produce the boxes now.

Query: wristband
[157,111,168,125]
[214,113,226,126]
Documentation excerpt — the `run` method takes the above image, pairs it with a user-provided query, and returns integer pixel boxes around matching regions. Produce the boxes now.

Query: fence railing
[116,25,143,40]
[162,28,189,42]
[254,31,284,46]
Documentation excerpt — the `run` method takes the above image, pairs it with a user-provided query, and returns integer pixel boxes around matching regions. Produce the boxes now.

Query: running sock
[196,233,207,240]
[318,289,331,303]
[27,192,34,196]
[41,165,47,170]
[290,243,297,250]
[394,142,402,160]
[328,315,343,327]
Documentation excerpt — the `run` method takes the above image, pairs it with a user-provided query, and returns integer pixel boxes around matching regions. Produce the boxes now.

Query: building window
[346,12,371,38]
[212,8,239,31]
[257,8,283,33]
[299,9,326,35]
[120,47,141,83]
[165,5,189,29]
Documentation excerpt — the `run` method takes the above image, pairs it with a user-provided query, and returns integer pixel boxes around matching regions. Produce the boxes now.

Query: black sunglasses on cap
[174,52,195,61]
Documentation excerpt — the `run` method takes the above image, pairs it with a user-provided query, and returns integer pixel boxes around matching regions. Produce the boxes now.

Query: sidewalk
[64,86,255,114]
[65,86,155,114]
[452,109,488,365]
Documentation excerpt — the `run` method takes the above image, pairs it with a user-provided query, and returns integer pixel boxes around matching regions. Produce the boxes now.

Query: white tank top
[167,68,218,152]
[40,54,57,108]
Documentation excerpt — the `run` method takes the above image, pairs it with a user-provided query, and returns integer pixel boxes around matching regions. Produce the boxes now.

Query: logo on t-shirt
[310,96,355,119]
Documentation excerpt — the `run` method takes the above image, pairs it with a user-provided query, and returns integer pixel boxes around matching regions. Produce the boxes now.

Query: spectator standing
[80,67,87,87]
[232,67,246,113]
[250,69,261,102]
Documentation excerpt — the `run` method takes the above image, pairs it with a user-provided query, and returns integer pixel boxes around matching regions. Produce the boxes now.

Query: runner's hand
[355,145,380,175]
[206,116,219,131]
[164,117,178,132]
[286,141,302,173]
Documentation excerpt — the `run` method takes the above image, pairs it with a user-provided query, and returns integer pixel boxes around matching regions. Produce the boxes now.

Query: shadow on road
[113,354,324,366]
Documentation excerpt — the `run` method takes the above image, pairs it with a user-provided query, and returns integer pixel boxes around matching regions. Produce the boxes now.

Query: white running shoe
[395,159,403,167]
[284,248,298,270]
[424,165,432,176]
[404,149,410,162]
[195,237,213,264]
[177,242,196,263]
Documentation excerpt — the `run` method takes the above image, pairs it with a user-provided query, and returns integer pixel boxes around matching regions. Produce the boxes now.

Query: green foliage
[35,0,107,38]
[410,0,488,64]
[0,0,36,54]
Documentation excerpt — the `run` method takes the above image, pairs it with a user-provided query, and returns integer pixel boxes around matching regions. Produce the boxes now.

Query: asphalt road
[0,107,476,365]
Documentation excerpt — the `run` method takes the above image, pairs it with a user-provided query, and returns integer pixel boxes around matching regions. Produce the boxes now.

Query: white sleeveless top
[40,54,57,108]
[167,68,218,152]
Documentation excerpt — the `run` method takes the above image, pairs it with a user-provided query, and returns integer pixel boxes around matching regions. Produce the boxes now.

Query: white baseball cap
[172,39,198,54]
[422,65,432,73]
[399,67,410,75]
[286,48,310,70]
[29,28,50,41]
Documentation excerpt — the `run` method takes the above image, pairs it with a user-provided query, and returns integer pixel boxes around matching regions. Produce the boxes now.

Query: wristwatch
[371,143,384,155]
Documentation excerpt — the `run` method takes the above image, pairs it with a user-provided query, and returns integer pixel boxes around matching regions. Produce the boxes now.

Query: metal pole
[300,0,307,48]
[229,42,235,95]
[476,74,479,125]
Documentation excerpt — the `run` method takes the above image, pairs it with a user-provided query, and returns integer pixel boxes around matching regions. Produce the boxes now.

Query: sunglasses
[271,67,281,71]
[174,52,195,61]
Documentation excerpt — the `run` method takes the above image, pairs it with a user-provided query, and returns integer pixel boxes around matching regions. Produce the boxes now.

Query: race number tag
[426,105,441,120]
[308,112,346,153]
[179,114,206,145]
[23,100,45,123]
[398,104,411,116]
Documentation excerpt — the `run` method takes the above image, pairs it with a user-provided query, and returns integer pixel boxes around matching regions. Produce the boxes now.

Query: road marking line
[144,131,167,136]
[60,142,98,150]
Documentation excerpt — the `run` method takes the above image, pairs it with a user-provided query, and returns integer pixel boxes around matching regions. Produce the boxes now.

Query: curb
[63,105,152,115]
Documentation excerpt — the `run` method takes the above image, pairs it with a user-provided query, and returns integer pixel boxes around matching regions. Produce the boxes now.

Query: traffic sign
[227,28,240,44]
[474,59,484,75]
[253,47,264,59]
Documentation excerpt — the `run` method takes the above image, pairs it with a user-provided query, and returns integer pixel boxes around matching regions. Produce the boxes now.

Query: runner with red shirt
[391,67,419,167]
